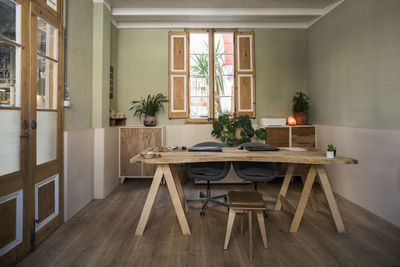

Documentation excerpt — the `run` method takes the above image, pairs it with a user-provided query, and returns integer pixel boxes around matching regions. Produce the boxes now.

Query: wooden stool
[224,191,268,263]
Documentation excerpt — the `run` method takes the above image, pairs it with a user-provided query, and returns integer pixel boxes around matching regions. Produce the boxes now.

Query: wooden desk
[130,148,357,236]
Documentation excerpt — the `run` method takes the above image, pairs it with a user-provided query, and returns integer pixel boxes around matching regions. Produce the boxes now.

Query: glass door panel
[0,41,21,107]
[0,110,20,175]
[36,56,57,109]
[36,111,57,165]
[37,17,57,59]
[42,0,57,11]
[0,0,20,42]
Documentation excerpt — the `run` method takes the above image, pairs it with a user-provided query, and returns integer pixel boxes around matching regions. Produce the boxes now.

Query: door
[30,0,64,246]
[0,0,30,265]
[0,0,63,265]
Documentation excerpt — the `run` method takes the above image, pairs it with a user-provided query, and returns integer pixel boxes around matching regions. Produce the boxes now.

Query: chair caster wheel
[263,211,268,218]
[200,210,205,216]
[224,196,228,201]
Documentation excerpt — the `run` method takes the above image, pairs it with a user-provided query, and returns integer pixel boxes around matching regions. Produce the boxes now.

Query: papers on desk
[281,147,307,152]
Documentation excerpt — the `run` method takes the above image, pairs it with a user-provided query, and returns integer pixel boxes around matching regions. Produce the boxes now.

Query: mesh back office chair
[233,142,282,214]
[185,142,230,216]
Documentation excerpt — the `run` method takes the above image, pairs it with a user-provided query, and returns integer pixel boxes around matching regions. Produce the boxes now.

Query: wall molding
[117,22,309,29]
[112,8,324,16]
[306,0,344,28]
[92,0,111,12]
[92,1,343,29]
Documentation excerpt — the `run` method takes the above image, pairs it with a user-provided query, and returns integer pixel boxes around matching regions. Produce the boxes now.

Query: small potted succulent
[129,93,168,126]
[326,144,336,158]
[292,92,310,125]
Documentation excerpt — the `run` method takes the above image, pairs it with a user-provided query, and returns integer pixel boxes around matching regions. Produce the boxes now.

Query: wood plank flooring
[17,179,400,267]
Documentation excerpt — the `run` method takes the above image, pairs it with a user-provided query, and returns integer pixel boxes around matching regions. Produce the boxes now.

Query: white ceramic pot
[326,150,335,159]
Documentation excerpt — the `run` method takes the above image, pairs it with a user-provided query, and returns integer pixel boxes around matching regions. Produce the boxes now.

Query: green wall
[110,24,118,111]
[64,0,93,130]
[307,0,400,130]
[117,29,306,125]
[92,3,111,128]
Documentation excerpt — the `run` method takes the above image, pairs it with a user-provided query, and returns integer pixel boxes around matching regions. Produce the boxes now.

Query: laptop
[188,146,223,152]
[239,143,280,151]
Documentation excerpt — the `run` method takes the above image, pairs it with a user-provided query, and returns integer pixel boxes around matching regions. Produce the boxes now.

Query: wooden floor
[17,179,400,267]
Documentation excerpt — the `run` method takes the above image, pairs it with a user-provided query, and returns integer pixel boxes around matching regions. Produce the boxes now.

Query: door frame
[29,0,64,246]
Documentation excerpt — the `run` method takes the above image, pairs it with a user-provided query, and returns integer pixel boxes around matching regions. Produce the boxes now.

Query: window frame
[185,28,237,124]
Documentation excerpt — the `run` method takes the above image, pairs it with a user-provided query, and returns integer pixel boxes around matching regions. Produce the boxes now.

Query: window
[169,30,255,122]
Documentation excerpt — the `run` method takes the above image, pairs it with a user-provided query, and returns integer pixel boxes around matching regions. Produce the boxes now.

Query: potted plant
[211,114,267,146]
[292,92,310,125]
[129,93,168,126]
[326,144,336,158]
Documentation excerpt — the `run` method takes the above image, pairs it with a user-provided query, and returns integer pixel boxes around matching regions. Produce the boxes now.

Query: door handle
[31,120,37,130]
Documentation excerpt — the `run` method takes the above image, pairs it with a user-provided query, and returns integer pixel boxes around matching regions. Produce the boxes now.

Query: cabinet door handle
[31,120,37,130]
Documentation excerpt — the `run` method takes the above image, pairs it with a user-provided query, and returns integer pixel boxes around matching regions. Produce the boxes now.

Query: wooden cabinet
[265,125,315,176]
[119,126,164,181]
[265,125,315,148]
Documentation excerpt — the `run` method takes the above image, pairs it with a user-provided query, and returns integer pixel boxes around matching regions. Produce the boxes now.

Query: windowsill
[185,118,213,124]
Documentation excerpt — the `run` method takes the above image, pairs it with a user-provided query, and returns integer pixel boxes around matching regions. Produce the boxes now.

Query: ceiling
[105,0,344,29]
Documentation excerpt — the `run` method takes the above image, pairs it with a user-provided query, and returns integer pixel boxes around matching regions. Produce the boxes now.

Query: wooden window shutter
[235,32,256,117]
[169,32,189,119]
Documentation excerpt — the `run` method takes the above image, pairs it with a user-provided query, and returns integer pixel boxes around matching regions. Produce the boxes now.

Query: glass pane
[190,97,209,118]
[214,33,234,118]
[190,55,209,75]
[215,96,234,118]
[215,75,234,97]
[43,0,57,11]
[0,110,20,175]
[37,111,57,165]
[0,0,19,42]
[190,33,208,55]
[215,33,234,76]
[190,76,209,97]
[37,17,58,59]
[37,56,57,109]
[0,42,20,107]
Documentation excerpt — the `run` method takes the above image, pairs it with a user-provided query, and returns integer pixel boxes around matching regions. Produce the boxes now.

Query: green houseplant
[292,92,310,125]
[211,114,266,146]
[129,93,168,126]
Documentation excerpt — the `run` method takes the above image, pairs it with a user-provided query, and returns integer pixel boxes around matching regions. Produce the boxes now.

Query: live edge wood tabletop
[130,147,358,237]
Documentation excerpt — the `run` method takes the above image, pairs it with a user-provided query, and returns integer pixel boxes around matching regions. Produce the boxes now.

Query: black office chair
[233,142,282,215]
[185,142,230,216]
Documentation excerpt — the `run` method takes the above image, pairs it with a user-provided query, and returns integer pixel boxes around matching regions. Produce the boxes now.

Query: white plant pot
[326,150,335,159]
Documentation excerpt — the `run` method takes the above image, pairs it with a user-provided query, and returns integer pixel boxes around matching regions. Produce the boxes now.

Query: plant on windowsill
[129,93,168,127]
[211,114,267,146]
[292,91,310,125]
[326,144,336,159]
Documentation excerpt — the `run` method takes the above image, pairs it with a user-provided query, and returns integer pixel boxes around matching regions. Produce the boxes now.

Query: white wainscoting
[64,127,120,221]
[64,129,94,221]
[316,124,400,227]
[93,127,119,199]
